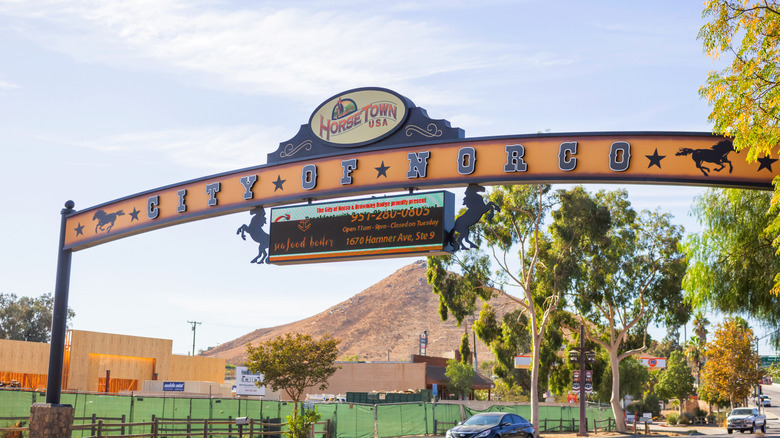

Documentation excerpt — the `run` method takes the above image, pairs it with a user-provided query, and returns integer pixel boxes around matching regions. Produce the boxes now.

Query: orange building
[0,330,224,393]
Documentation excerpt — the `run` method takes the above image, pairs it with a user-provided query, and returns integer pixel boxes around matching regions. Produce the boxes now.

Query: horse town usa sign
[62,89,778,252]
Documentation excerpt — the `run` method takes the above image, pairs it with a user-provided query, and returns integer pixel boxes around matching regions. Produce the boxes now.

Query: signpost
[268,191,454,264]
[570,325,596,437]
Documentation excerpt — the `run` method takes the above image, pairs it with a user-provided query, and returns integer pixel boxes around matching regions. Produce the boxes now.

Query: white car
[727,407,766,434]
[760,395,771,407]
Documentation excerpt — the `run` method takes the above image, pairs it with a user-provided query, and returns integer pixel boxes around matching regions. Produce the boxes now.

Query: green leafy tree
[699,317,763,408]
[0,293,75,342]
[683,189,780,346]
[445,359,476,399]
[474,306,533,392]
[245,333,340,419]
[428,184,587,433]
[692,311,711,345]
[699,1,780,302]
[655,351,696,415]
[699,0,780,162]
[558,188,689,432]
[683,336,705,386]
[595,355,650,406]
[458,332,471,365]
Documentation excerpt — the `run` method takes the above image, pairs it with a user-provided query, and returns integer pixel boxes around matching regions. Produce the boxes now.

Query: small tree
[245,333,340,438]
[655,351,695,415]
[699,317,762,408]
[445,359,476,399]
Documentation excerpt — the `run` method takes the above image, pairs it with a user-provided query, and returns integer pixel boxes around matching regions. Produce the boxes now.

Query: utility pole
[188,321,202,356]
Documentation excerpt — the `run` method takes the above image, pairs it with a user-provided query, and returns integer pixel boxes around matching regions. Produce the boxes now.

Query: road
[759,382,780,436]
[646,383,780,437]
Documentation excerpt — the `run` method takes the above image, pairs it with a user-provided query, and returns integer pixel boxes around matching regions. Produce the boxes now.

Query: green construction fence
[0,389,613,437]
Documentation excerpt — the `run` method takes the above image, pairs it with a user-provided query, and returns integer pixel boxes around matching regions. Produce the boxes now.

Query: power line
[187,321,202,356]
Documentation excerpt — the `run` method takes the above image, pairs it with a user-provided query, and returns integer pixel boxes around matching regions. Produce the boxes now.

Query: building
[301,354,494,400]
[0,330,224,393]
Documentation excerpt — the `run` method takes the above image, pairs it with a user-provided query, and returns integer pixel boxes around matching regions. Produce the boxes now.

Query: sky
[0,0,775,357]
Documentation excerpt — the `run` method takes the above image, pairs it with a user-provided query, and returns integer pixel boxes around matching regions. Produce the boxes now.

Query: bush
[667,412,679,425]
[285,409,321,438]
[680,412,696,425]
[643,393,662,417]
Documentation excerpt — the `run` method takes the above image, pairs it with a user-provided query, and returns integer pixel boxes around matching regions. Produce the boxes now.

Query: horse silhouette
[237,206,270,264]
[92,209,124,233]
[446,185,500,251]
[676,140,735,176]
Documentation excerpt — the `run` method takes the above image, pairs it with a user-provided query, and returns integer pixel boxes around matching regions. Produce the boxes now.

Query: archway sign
[47,87,778,403]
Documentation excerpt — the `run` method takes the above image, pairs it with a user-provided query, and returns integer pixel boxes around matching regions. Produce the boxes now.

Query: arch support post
[45,200,75,404]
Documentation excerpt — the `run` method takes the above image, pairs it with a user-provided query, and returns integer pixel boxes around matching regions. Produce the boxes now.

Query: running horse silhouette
[237,206,270,264]
[675,140,735,176]
[92,209,124,233]
[446,185,501,251]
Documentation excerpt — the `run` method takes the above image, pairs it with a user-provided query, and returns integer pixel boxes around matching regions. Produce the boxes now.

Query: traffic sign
[761,356,780,367]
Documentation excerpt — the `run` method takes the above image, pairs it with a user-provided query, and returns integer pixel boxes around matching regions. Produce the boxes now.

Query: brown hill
[203,260,518,365]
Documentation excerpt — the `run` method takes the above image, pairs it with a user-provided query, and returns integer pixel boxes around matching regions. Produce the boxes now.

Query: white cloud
[0,79,20,90]
[0,0,532,100]
[78,124,287,170]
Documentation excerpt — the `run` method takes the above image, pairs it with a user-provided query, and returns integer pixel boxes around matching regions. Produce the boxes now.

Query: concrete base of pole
[29,403,74,438]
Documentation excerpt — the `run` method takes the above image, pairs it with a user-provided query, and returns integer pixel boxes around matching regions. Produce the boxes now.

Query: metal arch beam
[62,131,777,252]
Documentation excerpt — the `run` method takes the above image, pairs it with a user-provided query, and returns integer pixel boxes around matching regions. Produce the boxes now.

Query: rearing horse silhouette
[237,206,270,264]
[446,185,500,251]
[676,140,735,176]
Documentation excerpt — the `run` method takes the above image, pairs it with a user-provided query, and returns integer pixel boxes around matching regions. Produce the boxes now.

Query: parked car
[445,412,535,438]
[760,395,771,407]
[726,407,766,434]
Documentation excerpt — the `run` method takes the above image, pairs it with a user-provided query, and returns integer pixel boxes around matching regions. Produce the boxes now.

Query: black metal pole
[578,323,587,436]
[45,200,75,404]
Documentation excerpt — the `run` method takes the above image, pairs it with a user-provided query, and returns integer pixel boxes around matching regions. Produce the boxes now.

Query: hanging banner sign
[59,87,780,252]
[268,191,454,264]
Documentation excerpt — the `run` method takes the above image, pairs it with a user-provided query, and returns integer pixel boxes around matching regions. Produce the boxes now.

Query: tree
[699,317,762,408]
[595,356,650,406]
[445,359,476,399]
[683,336,705,386]
[655,351,696,415]
[692,311,711,345]
[245,333,340,411]
[474,306,533,392]
[699,1,780,299]
[683,189,780,346]
[428,184,585,434]
[0,293,75,342]
[559,188,689,432]
[700,0,780,162]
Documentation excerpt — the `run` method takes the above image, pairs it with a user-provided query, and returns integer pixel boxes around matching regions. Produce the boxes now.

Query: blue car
[446,412,535,438]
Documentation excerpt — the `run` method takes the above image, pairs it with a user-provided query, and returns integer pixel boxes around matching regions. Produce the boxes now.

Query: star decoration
[129,207,141,222]
[74,223,84,236]
[757,155,778,172]
[645,148,665,169]
[375,161,390,178]
[273,175,286,191]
